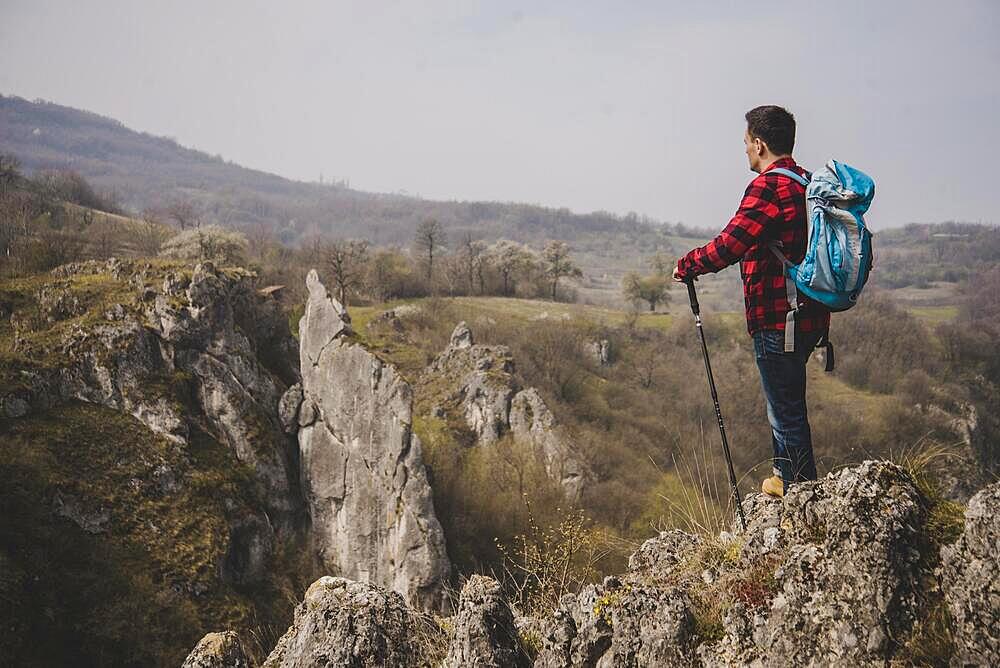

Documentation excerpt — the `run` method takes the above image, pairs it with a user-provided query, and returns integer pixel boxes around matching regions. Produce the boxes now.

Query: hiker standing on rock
[673,105,830,498]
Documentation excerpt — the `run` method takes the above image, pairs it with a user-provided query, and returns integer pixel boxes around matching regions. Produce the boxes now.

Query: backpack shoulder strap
[768,167,810,187]
[764,165,810,353]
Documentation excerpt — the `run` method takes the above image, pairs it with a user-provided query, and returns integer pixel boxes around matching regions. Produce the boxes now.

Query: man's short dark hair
[745,105,796,155]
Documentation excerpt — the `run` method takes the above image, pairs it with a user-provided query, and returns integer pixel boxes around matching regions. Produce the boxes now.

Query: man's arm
[673,179,781,281]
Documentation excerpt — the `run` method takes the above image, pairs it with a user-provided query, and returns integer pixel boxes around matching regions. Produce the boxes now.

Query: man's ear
[754,137,765,156]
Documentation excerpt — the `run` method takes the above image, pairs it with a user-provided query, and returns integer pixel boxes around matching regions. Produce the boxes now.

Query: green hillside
[0,94,682,304]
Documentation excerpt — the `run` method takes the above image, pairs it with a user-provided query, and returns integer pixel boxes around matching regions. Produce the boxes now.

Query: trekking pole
[683,278,748,532]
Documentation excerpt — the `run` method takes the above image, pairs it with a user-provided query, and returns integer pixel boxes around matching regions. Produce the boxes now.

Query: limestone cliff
[281,270,450,611]
[4,258,301,525]
[420,321,588,500]
[0,258,307,667]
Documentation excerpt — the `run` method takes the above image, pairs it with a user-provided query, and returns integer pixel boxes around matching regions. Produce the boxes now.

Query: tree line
[306,218,584,305]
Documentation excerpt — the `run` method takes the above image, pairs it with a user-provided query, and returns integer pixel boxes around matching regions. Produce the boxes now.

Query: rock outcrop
[699,461,926,667]
[182,631,249,668]
[444,575,531,668]
[422,322,587,499]
[941,480,1000,666]
[1,259,306,666]
[144,262,300,522]
[533,576,697,667]
[509,387,586,500]
[250,461,997,667]
[586,338,610,366]
[263,577,430,668]
[284,270,450,610]
[5,259,301,526]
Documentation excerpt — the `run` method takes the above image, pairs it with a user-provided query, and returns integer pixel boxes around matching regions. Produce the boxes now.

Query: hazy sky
[1,1,997,229]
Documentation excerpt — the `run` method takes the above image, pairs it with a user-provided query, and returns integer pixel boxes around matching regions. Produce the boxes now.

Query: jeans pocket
[753,330,786,360]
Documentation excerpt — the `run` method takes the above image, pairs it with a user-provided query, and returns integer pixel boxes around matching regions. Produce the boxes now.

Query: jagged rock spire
[287,270,451,611]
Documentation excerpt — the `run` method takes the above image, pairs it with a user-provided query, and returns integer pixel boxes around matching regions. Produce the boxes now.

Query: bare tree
[93,225,117,259]
[165,199,200,230]
[247,221,274,262]
[541,240,582,301]
[631,339,663,389]
[441,253,467,296]
[324,238,370,305]
[458,233,487,294]
[414,218,446,284]
[136,211,169,257]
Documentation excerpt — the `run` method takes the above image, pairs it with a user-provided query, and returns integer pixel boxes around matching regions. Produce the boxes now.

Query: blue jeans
[752,327,823,491]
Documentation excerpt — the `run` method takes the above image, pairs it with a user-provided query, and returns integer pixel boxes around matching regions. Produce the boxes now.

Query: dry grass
[891,439,967,546]
[495,503,614,619]
[887,438,968,666]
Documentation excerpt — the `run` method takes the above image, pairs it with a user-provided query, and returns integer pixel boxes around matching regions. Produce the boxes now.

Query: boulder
[263,577,425,668]
[627,529,701,576]
[181,631,248,668]
[941,480,1000,666]
[443,575,531,668]
[699,461,927,667]
[277,382,303,434]
[449,321,474,349]
[534,585,612,667]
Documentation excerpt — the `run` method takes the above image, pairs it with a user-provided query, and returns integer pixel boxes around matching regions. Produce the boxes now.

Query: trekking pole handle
[684,278,700,316]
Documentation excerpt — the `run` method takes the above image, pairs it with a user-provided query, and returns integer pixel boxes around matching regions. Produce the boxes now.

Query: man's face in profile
[744,129,762,173]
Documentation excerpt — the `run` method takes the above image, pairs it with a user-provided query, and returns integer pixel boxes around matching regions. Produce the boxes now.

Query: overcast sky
[1,1,997,229]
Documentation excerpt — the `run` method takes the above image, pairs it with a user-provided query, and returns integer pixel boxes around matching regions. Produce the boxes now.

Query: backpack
[767,161,876,363]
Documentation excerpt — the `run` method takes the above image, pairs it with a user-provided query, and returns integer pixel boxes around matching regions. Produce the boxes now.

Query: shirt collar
[761,157,797,173]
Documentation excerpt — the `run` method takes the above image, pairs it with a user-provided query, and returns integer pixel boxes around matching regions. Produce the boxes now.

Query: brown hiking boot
[762,475,785,498]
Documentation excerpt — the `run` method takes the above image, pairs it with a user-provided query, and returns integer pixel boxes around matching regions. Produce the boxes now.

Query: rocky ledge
[187,462,1000,666]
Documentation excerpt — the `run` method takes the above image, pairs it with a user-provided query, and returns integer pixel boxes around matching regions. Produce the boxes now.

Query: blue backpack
[768,161,876,359]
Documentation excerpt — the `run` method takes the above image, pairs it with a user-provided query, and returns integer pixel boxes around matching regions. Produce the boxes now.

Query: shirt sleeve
[676,178,781,278]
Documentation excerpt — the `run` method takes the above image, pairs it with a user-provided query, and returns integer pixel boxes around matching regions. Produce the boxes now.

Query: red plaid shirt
[676,157,830,336]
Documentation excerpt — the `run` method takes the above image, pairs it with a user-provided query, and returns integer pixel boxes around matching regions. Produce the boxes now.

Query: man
[672,105,829,498]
